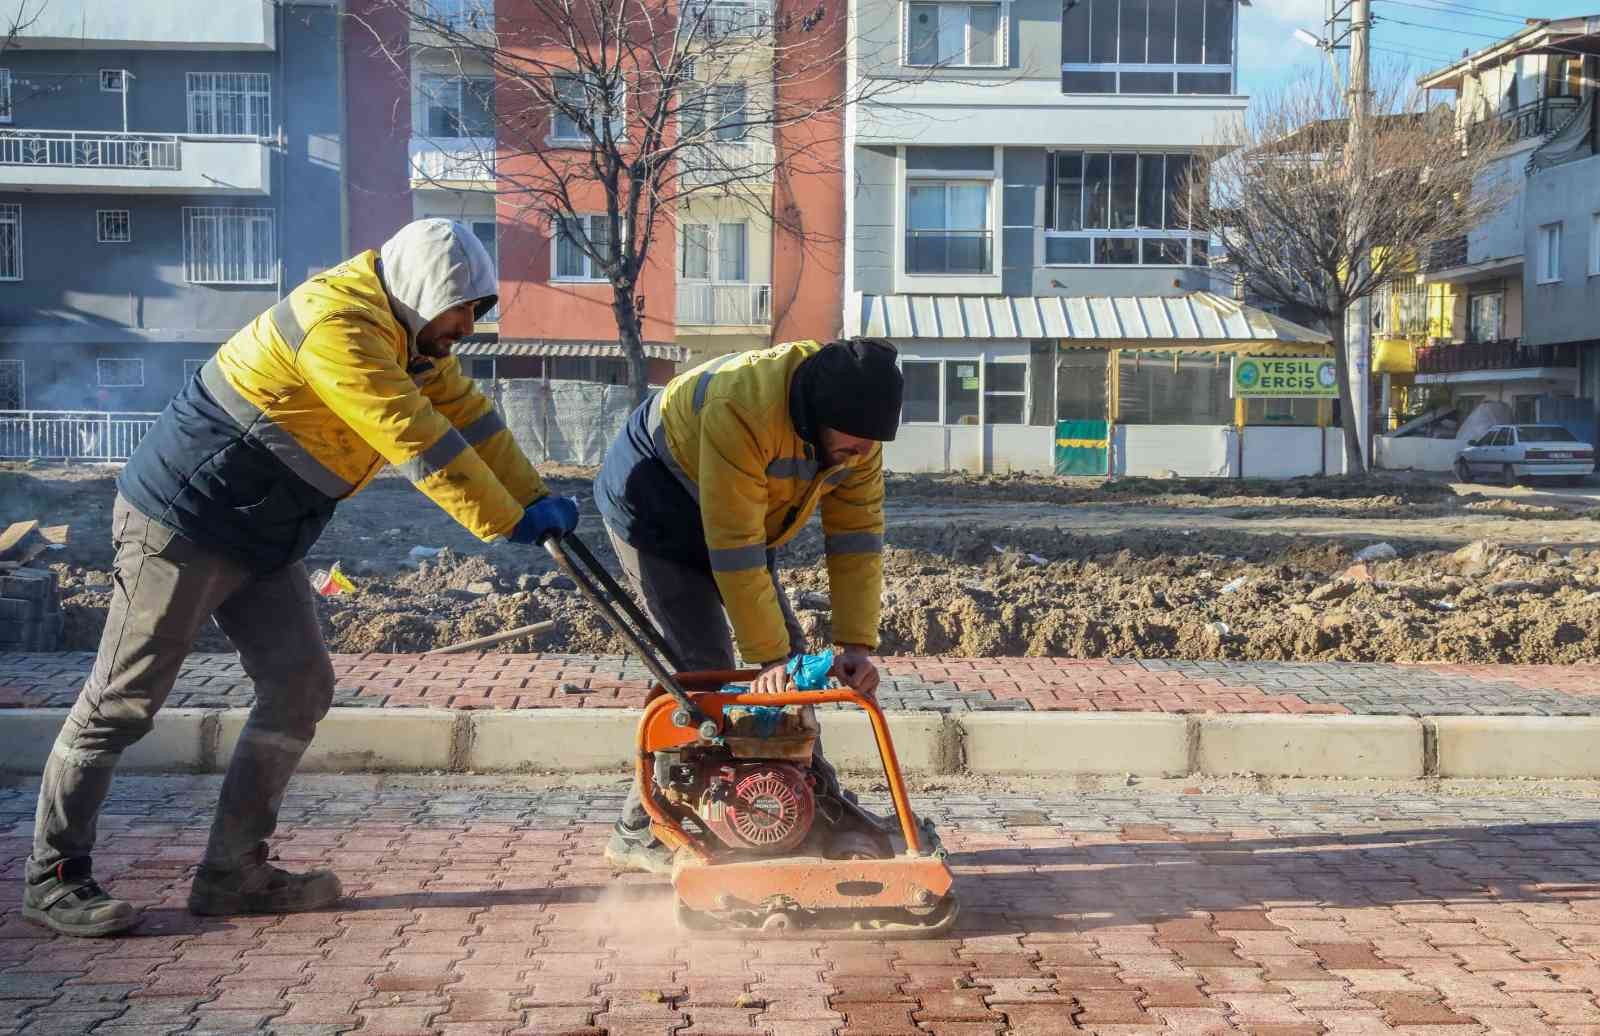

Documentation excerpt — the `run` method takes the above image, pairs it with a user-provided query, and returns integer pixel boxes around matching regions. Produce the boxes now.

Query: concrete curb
[1,707,1594,779]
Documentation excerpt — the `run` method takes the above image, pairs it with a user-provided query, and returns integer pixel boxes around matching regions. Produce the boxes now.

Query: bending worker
[23,219,578,937]
[594,338,903,874]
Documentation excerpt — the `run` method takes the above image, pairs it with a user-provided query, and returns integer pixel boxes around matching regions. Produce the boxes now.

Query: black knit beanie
[790,339,904,444]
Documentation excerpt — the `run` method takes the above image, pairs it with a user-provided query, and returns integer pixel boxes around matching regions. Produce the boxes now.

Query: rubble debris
[1354,543,1399,562]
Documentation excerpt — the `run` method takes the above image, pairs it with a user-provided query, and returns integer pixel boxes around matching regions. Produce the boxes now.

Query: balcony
[905,230,993,275]
[1503,96,1581,142]
[1415,339,1580,378]
[679,139,775,186]
[677,282,772,326]
[19,0,274,50]
[0,131,269,195]
[682,0,773,37]
[409,137,495,188]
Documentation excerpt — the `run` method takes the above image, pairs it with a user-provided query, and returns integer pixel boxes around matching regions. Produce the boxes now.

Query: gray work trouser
[606,527,840,836]
[27,495,335,882]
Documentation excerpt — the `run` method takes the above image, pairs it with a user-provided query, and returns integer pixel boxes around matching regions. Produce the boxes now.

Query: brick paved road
[5,653,1600,716]
[6,775,1600,1033]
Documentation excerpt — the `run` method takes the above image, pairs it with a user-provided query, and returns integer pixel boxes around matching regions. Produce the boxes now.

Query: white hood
[378,219,498,347]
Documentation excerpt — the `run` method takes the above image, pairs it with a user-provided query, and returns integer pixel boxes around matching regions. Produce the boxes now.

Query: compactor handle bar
[540,532,705,725]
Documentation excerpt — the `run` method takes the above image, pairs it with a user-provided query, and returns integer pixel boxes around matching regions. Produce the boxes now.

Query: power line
[1374,14,1524,40]
[1372,0,1528,24]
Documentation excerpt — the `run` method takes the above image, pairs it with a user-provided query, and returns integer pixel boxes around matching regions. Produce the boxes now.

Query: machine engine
[697,762,815,854]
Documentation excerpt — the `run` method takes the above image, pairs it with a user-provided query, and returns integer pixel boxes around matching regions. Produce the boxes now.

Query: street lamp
[1293,27,1344,88]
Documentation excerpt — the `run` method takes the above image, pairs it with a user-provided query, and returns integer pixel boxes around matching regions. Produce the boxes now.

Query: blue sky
[1237,0,1594,101]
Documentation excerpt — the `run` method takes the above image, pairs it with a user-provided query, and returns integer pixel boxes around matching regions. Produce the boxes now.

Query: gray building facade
[0,0,346,414]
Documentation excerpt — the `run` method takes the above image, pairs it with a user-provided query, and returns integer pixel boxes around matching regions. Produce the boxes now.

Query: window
[96,358,144,389]
[553,214,611,281]
[415,0,493,31]
[681,82,748,141]
[1245,396,1318,425]
[187,73,272,136]
[1374,276,1426,336]
[0,358,22,409]
[467,357,497,379]
[945,362,980,424]
[983,361,1026,424]
[182,207,275,284]
[906,181,992,274]
[183,359,207,383]
[0,204,19,280]
[683,0,772,36]
[1589,211,1599,277]
[550,357,627,383]
[679,222,747,281]
[1467,291,1502,343]
[901,360,941,422]
[99,69,125,92]
[97,210,130,244]
[1061,0,1234,95]
[0,69,11,123]
[1045,151,1205,266]
[551,72,624,143]
[905,2,1003,68]
[469,220,499,321]
[417,74,494,138]
[1538,222,1562,283]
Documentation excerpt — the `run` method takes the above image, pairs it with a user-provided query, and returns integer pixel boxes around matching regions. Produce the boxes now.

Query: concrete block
[1429,717,1600,778]
[217,708,455,773]
[0,708,208,773]
[1197,715,1421,778]
[815,710,951,774]
[468,709,639,773]
[961,712,1189,776]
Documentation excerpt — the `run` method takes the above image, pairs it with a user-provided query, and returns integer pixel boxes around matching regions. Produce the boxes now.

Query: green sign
[1232,357,1338,398]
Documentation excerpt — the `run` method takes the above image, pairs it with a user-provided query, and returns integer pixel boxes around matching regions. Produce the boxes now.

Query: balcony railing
[905,230,993,275]
[1422,235,1469,274]
[677,282,772,326]
[408,137,495,185]
[0,130,180,170]
[679,139,775,185]
[1415,339,1579,375]
[682,0,773,36]
[1504,96,1581,142]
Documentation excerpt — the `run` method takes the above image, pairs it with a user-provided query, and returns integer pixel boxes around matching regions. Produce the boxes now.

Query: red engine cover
[699,763,815,854]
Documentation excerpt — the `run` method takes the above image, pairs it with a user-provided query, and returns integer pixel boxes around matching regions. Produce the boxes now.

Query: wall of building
[1524,152,1600,346]
[1467,146,1534,266]
[343,0,413,253]
[0,339,208,411]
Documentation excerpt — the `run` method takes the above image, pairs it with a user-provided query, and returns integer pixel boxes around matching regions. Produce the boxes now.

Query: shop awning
[848,292,1331,353]
[454,339,689,362]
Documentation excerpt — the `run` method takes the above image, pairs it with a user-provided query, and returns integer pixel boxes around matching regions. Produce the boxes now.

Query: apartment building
[843,0,1335,476]
[1407,18,1600,444]
[0,0,345,414]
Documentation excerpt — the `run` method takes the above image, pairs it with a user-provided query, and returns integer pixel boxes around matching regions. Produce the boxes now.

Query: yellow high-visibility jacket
[120,221,545,571]
[650,341,886,664]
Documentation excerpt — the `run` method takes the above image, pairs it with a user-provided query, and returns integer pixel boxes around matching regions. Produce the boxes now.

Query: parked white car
[1454,424,1595,485]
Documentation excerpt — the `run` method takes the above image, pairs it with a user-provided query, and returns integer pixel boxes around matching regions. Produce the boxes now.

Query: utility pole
[1346,0,1374,471]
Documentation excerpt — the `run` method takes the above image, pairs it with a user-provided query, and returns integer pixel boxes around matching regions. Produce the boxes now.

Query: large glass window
[944,361,981,425]
[906,2,1002,67]
[682,82,748,141]
[902,360,941,423]
[182,207,274,284]
[1045,151,1205,266]
[906,180,992,274]
[1468,292,1503,343]
[551,72,625,142]
[1116,352,1232,424]
[418,74,494,138]
[1061,0,1234,95]
[187,72,272,136]
[983,361,1026,424]
[554,214,612,281]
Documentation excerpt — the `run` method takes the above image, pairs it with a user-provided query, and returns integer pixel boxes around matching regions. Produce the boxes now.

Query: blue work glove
[508,495,579,544]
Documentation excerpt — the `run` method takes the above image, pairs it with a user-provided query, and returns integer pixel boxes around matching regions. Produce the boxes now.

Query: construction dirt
[6,461,1600,664]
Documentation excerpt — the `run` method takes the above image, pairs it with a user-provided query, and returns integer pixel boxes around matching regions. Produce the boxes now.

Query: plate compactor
[544,533,959,938]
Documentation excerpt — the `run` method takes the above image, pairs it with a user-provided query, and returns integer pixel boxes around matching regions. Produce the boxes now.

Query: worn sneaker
[187,844,342,917]
[22,859,139,938]
[603,824,676,876]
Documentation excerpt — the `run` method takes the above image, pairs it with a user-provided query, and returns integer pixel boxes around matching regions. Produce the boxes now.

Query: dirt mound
[886,471,1459,507]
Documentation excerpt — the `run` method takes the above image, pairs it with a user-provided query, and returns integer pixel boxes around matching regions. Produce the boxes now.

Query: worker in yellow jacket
[594,339,903,873]
[23,219,577,937]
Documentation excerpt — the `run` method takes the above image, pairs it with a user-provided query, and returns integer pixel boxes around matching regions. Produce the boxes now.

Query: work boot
[603,822,676,876]
[23,858,139,938]
[187,844,342,917]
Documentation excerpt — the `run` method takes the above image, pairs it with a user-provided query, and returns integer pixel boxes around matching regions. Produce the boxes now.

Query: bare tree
[357,0,922,403]
[1184,71,1514,473]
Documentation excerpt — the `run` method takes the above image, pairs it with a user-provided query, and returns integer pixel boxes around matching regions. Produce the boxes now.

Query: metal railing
[0,411,161,462]
[1503,96,1581,142]
[679,139,776,185]
[905,230,994,275]
[0,130,181,170]
[683,0,773,35]
[408,137,496,183]
[1415,339,1578,375]
[677,282,772,325]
